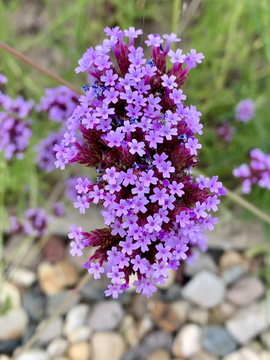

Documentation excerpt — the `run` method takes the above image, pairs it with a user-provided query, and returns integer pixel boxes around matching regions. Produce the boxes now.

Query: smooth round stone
[223,348,259,360]
[0,338,21,355]
[16,349,50,360]
[260,351,270,360]
[0,355,12,360]
[226,277,264,306]
[219,251,247,270]
[9,268,36,287]
[46,291,81,316]
[23,292,46,322]
[0,282,21,309]
[182,271,225,308]
[64,304,91,335]
[148,349,170,360]
[172,324,201,358]
[136,331,173,358]
[89,301,124,331]
[170,300,190,326]
[47,338,68,358]
[191,351,218,360]
[188,307,209,326]
[222,265,247,285]
[202,326,237,357]
[92,332,125,360]
[81,278,110,302]
[36,317,63,345]
[184,252,218,276]
[68,342,91,360]
[67,326,92,344]
[0,308,28,341]
[160,284,182,302]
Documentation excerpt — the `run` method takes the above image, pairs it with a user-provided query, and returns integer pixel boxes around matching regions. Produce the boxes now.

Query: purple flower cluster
[233,149,270,194]
[35,129,65,172]
[217,120,235,143]
[36,86,79,122]
[235,98,255,123]
[10,208,49,238]
[56,27,225,298]
[0,74,33,160]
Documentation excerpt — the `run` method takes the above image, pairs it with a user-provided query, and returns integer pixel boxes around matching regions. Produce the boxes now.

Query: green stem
[0,41,83,95]
[171,0,182,50]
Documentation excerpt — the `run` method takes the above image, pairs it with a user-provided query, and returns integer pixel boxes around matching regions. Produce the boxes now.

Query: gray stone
[184,252,218,276]
[37,317,63,345]
[89,301,124,331]
[226,297,270,344]
[46,291,81,316]
[47,337,68,358]
[202,326,237,357]
[182,271,225,308]
[81,278,109,302]
[64,304,91,335]
[0,339,21,355]
[227,277,264,307]
[160,284,182,303]
[23,292,46,322]
[222,265,247,285]
[134,331,173,358]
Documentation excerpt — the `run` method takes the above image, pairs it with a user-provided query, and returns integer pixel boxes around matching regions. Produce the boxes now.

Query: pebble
[184,252,218,276]
[37,317,63,345]
[182,271,225,308]
[80,278,109,302]
[222,265,247,285]
[260,330,270,350]
[138,331,173,357]
[67,326,92,344]
[148,349,170,360]
[202,326,237,357]
[16,349,50,360]
[226,277,264,306]
[137,316,154,340]
[89,301,124,331]
[68,342,91,360]
[9,268,36,287]
[64,304,91,335]
[37,261,78,295]
[0,308,28,341]
[47,337,68,358]
[226,297,270,344]
[46,291,81,316]
[160,283,182,302]
[0,282,21,309]
[219,251,248,270]
[260,351,270,360]
[22,292,46,322]
[42,235,65,263]
[172,324,202,358]
[149,300,181,332]
[92,332,125,360]
[0,338,21,355]
[188,307,209,326]
[223,348,260,360]
[0,356,11,360]
[246,341,264,354]
[170,300,190,326]
[191,351,218,360]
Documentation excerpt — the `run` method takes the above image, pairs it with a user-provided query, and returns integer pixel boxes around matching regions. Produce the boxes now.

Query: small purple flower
[235,99,255,123]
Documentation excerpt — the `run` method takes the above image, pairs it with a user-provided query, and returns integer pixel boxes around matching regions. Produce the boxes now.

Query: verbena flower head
[217,119,235,143]
[10,208,49,238]
[0,74,33,160]
[235,98,255,123]
[36,86,79,122]
[233,148,270,193]
[56,27,225,298]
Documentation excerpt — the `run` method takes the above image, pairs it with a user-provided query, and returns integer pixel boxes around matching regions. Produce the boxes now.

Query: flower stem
[171,0,182,49]
[0,41,83,95]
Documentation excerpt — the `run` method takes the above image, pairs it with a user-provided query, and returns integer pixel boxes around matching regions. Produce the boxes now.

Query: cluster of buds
[233,148,270,193]
[0,74,33,160]
[55,27,225,298]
